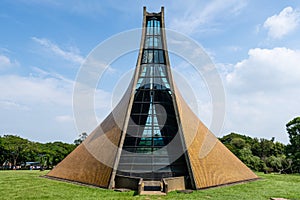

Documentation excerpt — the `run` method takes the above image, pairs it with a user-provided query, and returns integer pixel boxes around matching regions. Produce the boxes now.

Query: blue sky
[1,0,300,143]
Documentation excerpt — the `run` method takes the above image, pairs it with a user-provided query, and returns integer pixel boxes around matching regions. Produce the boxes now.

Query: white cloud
[0,100,29,110]
[0,74,73,106]
[0,70,77,142]
[32,37,84,64]
[0,67,114,142]
[168,0,247,35]
[55,115,74,123]
[0,54,19,70]
[226,47,300,89]
[263,7,300,39]
[224,47,300,143]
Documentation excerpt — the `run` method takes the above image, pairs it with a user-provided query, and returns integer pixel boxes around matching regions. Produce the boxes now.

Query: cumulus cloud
[226,47,300,89]
[263,7,300,39]
[224,47,300,143]
[32,37,84,64]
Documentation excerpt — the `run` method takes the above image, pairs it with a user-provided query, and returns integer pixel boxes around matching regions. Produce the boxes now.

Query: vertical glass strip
[117,15,188,180]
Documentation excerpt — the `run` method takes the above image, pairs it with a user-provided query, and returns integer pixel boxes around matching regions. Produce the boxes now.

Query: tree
[238,147,266,171]
[286,117,300,173]
[266,155,291,174]
[252,138,274,160]
[43,141,76,166]
[1,135,31,167]
[0,136,8,165]
[74,132,88,146]
[220,132,287,173]
[0,134,77,169]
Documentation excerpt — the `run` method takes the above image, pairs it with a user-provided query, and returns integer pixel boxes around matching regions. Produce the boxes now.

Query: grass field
[0,170,299,200]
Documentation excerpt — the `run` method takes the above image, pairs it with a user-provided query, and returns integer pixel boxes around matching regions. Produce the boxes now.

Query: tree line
[0,135,76,169]
[0,117,299,173]
[219,117,300,173]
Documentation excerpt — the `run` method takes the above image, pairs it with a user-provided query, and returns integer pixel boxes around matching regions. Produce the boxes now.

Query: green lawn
[0,170,299,199]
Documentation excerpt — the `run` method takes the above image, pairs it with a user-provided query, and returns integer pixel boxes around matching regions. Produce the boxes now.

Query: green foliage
[238,147,266,172]
[0,135,75,168]
[286,117,300,173]
[219,133,287,173]
[0,135,32,166]
[74,132,88,146]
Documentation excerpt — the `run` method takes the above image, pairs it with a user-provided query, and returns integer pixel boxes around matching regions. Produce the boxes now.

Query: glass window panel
[136,147,152,153]
[149,65,153,76]
[138,139,152,146]
[141,128,152,137]
[154,130,161,137]
[153,78,163,87]
[120,157,134,164]
[124,137,137,146]
[137,78,143,86]
[145,37,153,48]
[153,65,159,76]
[149,27,153,35]
[131,164,152,171]
[142,50,148,63]
[133,157,152,164]
[150,37,154,47]
[159,64,166,76]
[153,138,164,146]
[126,131,138,137]
[136,80,144,89]
[117,164,132,171]
[154,50,159,63]
[159,50,165,63]
[153,37,158,48]
[145,117,152,126]
[153,148,168,155]
[153,117,158,125]
[145,37,149,48]
[147,50,153,63]
[117,16,191,179]
[153,126,160,131]
[123,147,136,153]
[154,83,162,90]
[156,166,171,172]
[162,77,168,85]
[153,157,169,163]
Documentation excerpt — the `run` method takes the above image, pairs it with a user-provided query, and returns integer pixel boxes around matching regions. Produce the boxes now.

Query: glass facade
[117,16,188,180]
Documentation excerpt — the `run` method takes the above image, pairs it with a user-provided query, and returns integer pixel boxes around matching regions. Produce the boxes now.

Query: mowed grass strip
[0,170,135,200]
[0,171,299,200]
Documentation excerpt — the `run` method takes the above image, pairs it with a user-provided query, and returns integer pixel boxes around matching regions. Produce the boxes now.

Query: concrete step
[143,181,162,191]
[143,181,161,186]
[139,191,166,195]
